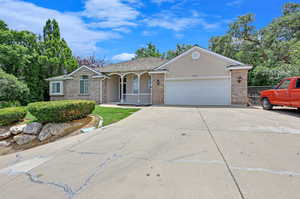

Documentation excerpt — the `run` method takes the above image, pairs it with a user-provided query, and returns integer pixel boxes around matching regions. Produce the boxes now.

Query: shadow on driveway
[269,108,300,118]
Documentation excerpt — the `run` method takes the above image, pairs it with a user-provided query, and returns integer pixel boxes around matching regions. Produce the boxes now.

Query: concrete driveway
[0,106,300,199]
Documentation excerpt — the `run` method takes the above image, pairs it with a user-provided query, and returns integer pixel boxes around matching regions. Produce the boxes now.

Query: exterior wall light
[237,76,243,83]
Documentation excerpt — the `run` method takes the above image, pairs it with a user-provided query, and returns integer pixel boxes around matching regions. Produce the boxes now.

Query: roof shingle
[99,57,167,73]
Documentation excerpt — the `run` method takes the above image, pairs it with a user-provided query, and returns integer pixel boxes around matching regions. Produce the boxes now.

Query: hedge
[27,100,96,123]
[0,107,27,126]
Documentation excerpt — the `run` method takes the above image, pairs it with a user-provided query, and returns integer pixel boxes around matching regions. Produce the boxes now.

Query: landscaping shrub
[0,101,21,108]
[27,100,96,123]
[0,107,27,126]
[0,69,29,105]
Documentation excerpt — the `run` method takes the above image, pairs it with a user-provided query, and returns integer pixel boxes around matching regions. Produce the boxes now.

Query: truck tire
[262,98,273,110]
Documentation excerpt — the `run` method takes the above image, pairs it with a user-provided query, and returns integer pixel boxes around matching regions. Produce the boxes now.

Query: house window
[50,81,63,95]
[133,76,138,93]
[80,75,89,94]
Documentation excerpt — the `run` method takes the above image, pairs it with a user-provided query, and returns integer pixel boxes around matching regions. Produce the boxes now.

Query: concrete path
[0,106,300,199]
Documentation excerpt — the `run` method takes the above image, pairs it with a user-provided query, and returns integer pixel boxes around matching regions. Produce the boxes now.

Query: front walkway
[0,107,300,199]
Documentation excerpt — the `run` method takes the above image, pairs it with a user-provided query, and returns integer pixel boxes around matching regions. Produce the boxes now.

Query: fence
[248,86,272,105]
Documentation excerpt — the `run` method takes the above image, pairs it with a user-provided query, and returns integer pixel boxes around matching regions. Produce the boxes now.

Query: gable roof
[68,65,103,76]
[100,57,167,73]
[154,45,251,71]
[46,65,105,81]
[45,75,73,81]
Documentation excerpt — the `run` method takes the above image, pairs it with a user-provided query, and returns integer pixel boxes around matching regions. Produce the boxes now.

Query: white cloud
[142,30,156,36]
[151,0,175,4]
[112,53,136,61]
[0,0,120,56]
[226,0,243,7]
[144,11,220,31]
[82,0,139,28]
[113,27,131,33]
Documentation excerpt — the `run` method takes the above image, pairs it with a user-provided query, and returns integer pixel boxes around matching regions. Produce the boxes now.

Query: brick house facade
[47,46,252,106]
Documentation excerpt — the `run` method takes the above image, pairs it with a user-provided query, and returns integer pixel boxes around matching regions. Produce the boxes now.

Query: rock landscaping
[0,115,99,156]
[0,121,81,146]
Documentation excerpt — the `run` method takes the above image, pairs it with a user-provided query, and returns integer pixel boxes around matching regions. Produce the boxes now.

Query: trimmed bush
[0,107,27,126]
[27,100,96,123]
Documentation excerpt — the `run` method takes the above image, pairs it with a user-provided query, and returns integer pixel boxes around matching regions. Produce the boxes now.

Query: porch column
[137,73,141,104]
[120,75,124,103]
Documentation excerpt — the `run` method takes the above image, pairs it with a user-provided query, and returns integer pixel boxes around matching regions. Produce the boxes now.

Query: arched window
[80,75,89,94]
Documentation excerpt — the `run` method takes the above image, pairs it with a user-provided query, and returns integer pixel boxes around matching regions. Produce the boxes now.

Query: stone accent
[0,140,11,147]
[151,74,165,104]
[0,131,11,140]
[231,69,248,105]
[50,67,102,103]
[10,124,26,135]
[23,122,42,135]
[13,134,36,145]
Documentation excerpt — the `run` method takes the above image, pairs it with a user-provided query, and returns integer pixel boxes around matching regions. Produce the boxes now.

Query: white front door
[165,78,231,105]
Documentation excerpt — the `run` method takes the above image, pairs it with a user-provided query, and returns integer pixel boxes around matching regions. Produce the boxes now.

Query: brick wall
[50,68,102,103]
[151,74,164,104]
[231,69,248,105]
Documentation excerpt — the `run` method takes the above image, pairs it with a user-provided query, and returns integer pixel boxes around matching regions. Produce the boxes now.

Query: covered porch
[104,72,152,105]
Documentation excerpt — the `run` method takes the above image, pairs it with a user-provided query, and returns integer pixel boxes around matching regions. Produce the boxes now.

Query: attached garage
[165,78,231,105]
[150,46,252,106]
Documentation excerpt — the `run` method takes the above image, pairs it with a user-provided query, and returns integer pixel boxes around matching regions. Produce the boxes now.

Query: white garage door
[165,78,230,105]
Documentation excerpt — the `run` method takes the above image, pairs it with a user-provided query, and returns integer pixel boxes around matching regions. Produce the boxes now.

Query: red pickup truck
[260,77,300,110]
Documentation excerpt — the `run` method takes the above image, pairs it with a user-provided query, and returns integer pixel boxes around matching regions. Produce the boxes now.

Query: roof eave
[45,77,73,81]
[226,65,253,70]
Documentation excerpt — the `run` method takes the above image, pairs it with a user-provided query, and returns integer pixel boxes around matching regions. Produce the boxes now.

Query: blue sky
[0,0,292,62]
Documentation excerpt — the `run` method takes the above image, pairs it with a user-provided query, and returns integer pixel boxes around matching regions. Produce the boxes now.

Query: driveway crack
[197,109,245,199]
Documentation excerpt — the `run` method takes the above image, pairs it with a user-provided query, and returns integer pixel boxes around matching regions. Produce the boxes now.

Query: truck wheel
[262,98,273,110]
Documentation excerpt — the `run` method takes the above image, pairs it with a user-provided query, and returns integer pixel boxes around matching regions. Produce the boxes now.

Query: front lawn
[92,106,140,126]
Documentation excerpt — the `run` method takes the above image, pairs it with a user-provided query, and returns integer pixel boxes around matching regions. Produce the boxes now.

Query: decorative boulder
[50,123,70,136]
[10,124,27,135]
[0,140,11,147]
[38,123,70,141]
[0,131,11,140]
[13,134,36,145]
[23,122,42,135]
[38,123,54,141]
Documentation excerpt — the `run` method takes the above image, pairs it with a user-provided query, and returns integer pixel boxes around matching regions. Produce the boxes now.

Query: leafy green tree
[42,19,78,75]
[135,43,162,58]
[0,19,78,102]
[0,20,8,31]
[209,2,300,86]
[0,68,29,105]
[163,44,193,59]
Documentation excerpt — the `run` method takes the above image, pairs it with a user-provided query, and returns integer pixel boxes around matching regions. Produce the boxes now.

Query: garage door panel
[165,79,230,105]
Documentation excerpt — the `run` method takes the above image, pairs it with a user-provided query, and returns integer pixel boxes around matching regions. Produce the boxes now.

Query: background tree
[163,44,193,59]
[209,2,300,86]
[76,55,107,67]
[0,19,78,102]
[135,43,162,58]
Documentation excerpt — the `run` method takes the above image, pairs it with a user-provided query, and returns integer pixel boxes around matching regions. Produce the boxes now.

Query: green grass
[92,106,140,126]
[21,111,37,124]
